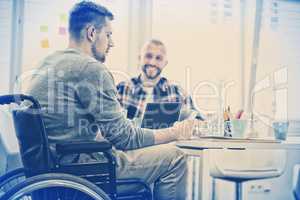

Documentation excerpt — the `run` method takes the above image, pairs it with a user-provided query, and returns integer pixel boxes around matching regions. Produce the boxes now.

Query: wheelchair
[0,94,152,200]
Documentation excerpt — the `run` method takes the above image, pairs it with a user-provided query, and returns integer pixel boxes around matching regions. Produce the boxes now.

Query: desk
[176,138,300,200]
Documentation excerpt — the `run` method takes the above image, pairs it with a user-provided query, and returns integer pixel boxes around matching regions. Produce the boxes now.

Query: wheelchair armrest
[56,139,112,155]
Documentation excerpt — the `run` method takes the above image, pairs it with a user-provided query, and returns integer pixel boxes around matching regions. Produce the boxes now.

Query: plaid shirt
[117,75,201,119]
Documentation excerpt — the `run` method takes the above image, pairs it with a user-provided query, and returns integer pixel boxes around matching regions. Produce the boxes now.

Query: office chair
[208,149,286,200]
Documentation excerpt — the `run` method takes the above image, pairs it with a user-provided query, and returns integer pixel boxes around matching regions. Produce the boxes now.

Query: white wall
[19,0,131,91]
[289,65,300,135]
[151,0,243,115]
[0,0,12,95]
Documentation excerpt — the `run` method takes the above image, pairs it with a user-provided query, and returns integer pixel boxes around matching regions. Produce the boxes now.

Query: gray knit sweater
[26,48,154,163]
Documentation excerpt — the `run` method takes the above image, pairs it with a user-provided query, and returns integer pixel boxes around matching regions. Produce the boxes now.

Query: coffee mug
[231,119,247,138]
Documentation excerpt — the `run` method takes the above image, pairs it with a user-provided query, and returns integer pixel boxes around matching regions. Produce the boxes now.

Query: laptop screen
[141,102,182,129]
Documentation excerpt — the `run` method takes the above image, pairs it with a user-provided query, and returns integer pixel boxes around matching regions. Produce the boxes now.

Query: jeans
[116,143,188,200]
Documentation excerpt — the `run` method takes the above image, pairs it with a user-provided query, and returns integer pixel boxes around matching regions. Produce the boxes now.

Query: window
[251,0,300,136]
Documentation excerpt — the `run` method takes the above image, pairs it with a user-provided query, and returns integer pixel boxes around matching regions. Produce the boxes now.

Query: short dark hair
[69,1,114,42]
[142,39,167,54]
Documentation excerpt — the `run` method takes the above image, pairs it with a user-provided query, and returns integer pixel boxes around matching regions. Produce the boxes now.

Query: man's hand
[173,119,199,140]
[154,119,203,144]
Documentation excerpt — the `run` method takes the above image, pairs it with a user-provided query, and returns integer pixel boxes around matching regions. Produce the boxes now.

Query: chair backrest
[208,149,287,181]
[0,95,52,177]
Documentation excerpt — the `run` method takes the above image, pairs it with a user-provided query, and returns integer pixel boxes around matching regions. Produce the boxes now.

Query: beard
[91,40,106,63]
[142,64,162,80]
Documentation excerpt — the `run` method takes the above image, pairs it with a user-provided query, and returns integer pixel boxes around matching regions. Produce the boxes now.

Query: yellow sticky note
[40,25,48,32]
[41,39,49,48]
[59,14,67,23]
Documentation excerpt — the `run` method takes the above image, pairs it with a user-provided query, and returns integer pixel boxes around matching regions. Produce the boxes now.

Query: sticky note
[41,39,49,48]
[58,26,66,35]
[59,14,67,23]
[40,25,48,32]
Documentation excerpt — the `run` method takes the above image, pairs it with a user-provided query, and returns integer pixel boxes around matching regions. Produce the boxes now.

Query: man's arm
[76,62,155,150]
[154,120,197,144]
[175,85,205,120]
[77,63,197,149]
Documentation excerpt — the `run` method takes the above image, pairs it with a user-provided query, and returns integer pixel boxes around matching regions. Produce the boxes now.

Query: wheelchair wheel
[1,173,112,200]
[0,168,25,197]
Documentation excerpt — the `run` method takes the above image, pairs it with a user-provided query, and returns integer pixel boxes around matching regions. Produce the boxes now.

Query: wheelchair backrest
[0,107,22,175]
[0,95,53,177]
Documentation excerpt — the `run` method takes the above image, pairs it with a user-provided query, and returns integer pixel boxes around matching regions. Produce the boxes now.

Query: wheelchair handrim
[8,179,106,200]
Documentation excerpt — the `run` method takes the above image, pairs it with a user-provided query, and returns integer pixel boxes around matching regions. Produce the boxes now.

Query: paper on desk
[198,136,281,143]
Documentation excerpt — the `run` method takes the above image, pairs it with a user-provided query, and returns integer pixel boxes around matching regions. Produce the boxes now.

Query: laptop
[141,102,182,129]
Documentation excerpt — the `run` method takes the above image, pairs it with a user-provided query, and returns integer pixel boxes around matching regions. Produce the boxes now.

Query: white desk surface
[176,137,300,150]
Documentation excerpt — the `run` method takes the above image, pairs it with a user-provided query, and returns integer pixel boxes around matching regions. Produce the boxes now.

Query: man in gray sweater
[26,1,197,200]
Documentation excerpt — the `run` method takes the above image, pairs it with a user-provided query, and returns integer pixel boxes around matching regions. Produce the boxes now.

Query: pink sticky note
[59,26,66,35]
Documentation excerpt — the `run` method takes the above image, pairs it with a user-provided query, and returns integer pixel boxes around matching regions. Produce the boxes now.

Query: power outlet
[248,182,272,193]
